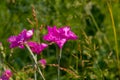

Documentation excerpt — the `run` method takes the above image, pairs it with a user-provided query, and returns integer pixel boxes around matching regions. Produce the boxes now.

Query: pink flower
[27,41,48,54]
[39,59,47,68]
[43,26,77,48]
[0,70,12,80]
[8,29,34,48]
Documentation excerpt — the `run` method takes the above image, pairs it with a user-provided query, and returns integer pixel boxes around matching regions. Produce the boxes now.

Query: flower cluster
[7,26,77,77]
[0,70,12,80]
[8,29,48,54]
[43,26,77,48]
[8,29,48,69]
[8,26,77,53]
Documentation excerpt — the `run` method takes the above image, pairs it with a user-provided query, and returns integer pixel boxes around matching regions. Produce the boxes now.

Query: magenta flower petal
[43,26,78,48]
[8,36,17,43]
[26,29,34,39]
[8,36,19,48]
[59,26,78,40]
[55,39,67,49]
[43,26,59,42]
[27,41,48,54]
[0,70,12,80]
[8,29,34,48]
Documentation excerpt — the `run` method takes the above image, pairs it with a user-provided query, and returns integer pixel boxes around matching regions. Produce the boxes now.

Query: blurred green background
[0,0,120,80]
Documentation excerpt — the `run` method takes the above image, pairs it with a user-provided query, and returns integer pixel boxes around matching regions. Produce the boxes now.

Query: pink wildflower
[39,59,47,68]
[0,70,12,80]
[43,26,77,48]
[27,41,48,54]
[8,29,34,48]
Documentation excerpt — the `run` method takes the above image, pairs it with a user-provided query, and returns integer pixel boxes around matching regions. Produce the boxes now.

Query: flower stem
[107,1,120,77]
[25,44,45,80]
[34,54,37,80]
[57,48,62,80]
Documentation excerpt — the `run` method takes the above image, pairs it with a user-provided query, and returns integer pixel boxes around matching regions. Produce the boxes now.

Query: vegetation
[0,0,120,80]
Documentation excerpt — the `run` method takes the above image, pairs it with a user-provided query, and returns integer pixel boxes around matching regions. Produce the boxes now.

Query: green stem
[34,72,37,80]
[107,1,120,77]
[25,44,45,80]
[34,54,37,80]
[90,13,101,32]
[57,48,62,80]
